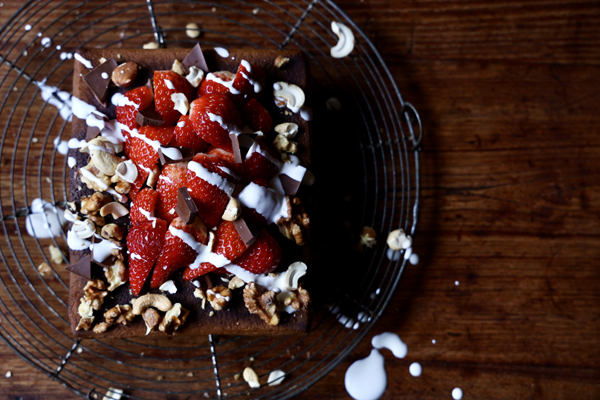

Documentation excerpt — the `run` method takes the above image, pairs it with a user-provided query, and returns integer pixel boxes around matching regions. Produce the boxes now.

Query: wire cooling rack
[0,0,421,399]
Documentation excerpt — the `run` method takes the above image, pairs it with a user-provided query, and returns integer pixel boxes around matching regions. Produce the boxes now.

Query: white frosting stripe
[187,161,235,196]
[168,227,230,270]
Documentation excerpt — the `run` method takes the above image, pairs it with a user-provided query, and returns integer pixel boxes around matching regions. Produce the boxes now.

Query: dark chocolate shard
[82,59,117,106]
[86,125,101,141]
[66,254,92,280]
[176,187,198,224]
[279,174,302,196]
[182,43,209,73]
[136,104,164,127]
[230,132,242,163]
[202,274,214,290]
[233,217,258,245]
[158,147,194,165]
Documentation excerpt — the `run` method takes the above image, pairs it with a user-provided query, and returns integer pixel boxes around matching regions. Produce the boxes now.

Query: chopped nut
[206,286,231,311]
[37,262,52,276]
[146,165,160,188]
[228,276,245,290]
[113,160,138,184]
[288,286,310,310]
[359,226,377,249]
[101,223,123,240]
[84,279,108,310]
[193,288,207,309]
[272,133,298,154]
[76,316,94,331]
[104,304,135,325]
[171,93,189,115]
[114,180,131,194]
[274,123,298,138]
[185,22,201,38]
[278,197,309,245]
[221,197,241,221]
[132,293,173,315]
[274,55,290,68]
[186,66,205,88]
[71,219,95,239]
[243,282,280,326]
[142,308,162,335]
[105,259,127,291]
[112,61,138,87]
[243,367,260,388]
[99,202,129,219]
[143,41,159,49]
[80,163,112,191]
[172,59,186,75]
[88,213,106,227]
[90,149,122,176]
[93,322,110,334]
[48,245,64,264]
[386,229,412,250]
[81,192,112,215]
[159,303,189,335]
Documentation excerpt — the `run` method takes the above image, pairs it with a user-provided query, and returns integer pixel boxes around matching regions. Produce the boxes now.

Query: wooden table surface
[1,0,599,399]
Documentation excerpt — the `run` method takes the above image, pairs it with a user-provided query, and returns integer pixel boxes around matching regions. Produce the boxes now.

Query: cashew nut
[90,150,122,176]
[132,293,173,315]
[274,122,299,138]
[171,93,189,115]
[114,160,138,184]
[273,82,305,113]
[221,197,241,221]
[284,261,307,291]
[72,219,95,239]
[330,21,355,58]
[186,66,205,88]
[99,202,129,219]
[386,229,412,250]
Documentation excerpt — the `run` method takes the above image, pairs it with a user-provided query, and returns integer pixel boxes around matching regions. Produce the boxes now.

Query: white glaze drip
[371,332,407,359]
[345,349,386,400]
[188,161,234,196]
[74,53,93,69]
[214,47,229,58]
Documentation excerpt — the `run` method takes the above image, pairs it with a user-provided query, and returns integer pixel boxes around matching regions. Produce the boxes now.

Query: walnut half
[104,305,135,326]
[158,303,189,335]
[243,282,280,326]
[278,197,309,246]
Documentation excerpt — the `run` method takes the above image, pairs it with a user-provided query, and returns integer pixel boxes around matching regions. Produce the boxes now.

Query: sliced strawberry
[186,153,234,228]
[150,218,207,288]
[128,125,175,169]
[189,94,241,152]
[233,230,282,275]
[127,219,167,296]
[156,163,187,223]
[130,188,158,226]
[182,262,219,281]
[198,71,236,99]
[232,61,266,102]
[154,70,196,125]
[116,86,153,130]
[207,148,244,176]
[243,139,281,182]
[241,98,272,134]
[170,115,206,153]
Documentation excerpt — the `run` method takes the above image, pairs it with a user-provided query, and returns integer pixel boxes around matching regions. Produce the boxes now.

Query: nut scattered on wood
[104,305,135,325]
[386,229,412,250]
[37,262,52,277]
[112,61,138,87]
[185,22,201,38]
[158,303,189,335]
[243,282,280,326]
[243,367,261,388]
[359,226,377,250]
[101,223,123,241]
[142,308,162,335]
[274,55,290,68]
[206,286,231,311]
[48,245,64,265]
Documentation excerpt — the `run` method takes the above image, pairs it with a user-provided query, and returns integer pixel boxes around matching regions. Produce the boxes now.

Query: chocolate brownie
[67,47,312,338]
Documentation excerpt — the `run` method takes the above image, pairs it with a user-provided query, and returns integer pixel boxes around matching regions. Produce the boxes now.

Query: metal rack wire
[0,0,421,399]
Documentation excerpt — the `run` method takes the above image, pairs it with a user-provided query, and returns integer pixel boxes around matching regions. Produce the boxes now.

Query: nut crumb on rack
[37,262,52,276]
[142,42,159,49]
[359,226,377,250]
[102,388,123,400]
[243,367,260,388]
[185,22,201,38]
[206,286,231,311]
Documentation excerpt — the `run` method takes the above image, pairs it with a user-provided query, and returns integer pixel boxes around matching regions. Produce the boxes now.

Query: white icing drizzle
[101,72,109,79]
[246,141,281,169]
[238,182,289,224]
[74,53,93,69]
[345,349,387,400]
[111,92,138,108]
[207,112,241,135]
[91,239,121,263]
[68,138,87,149]
[67,157,76,168]
[34,80,73,121]
[159,174,174,184]
[131,253,142,260]
[207,289,230,301]
[67,229,91,251]
[205,73,240,95]
[72,97,106,120]
[53,137,69,155]
[214,47,229,58]
[25,199,67,239]
[409,362,422,377]
[159,280,178,294]
[139,208,158,222]
[187,161,235,196]
[79,168,108,190]
[129,128,161,151]
[161,147,182,160]
[177,120,186,128]
[300,107,312,121]
[452,388,463,400]
[239,60,261,93]
[217,165,240,181]
[371,332,407,358]
[60,52,73,60]
[169,226,230,270]
[164,79,175,90]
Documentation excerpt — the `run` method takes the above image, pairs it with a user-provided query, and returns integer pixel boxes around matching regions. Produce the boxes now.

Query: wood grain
[1,0,599,399]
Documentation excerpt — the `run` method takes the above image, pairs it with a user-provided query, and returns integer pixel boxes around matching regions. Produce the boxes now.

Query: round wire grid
[0,0,422,399]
